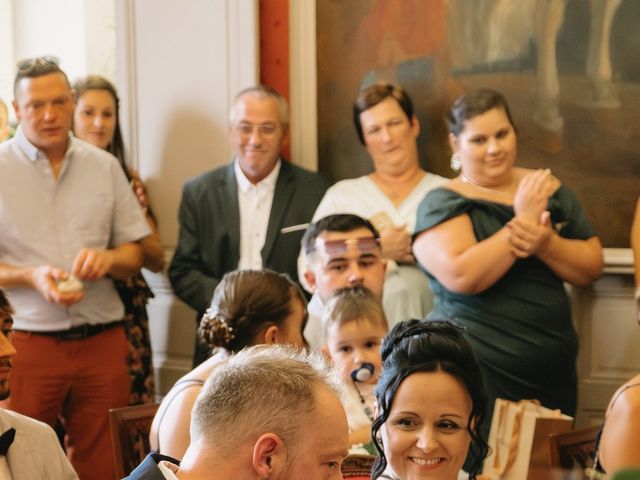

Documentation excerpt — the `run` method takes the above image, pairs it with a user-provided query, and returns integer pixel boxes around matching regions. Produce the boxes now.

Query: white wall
[0,0,116,120]
[0,0,15,110]
[12,0,86,77]
[115,0,259,393]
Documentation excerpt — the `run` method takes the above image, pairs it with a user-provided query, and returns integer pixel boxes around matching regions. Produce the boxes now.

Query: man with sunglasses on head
[169,85,329,365]
[0,289,78,479]
[0,57,150,479]
[302,214,387,349]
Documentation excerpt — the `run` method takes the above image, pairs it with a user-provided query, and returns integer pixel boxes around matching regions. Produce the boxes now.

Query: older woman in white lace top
[305,83,447,328]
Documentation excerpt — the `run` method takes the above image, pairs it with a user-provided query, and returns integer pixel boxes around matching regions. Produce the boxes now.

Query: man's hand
[71,248,114,281]
[31,266,84,307]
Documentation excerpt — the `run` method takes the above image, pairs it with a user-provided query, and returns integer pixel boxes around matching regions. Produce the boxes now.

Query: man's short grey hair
[191,344,342,457]
[229,85,289,127]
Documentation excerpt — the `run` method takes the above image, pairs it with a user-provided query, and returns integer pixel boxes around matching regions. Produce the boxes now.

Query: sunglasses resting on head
[16,56,60,74]
[308,236,380,256]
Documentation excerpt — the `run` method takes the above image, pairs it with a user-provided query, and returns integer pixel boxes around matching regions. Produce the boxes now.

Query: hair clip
[201,308,236,347]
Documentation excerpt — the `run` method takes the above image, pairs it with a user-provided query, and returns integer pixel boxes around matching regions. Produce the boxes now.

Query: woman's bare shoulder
[160,354,228,411]
[607,374,640,414]
[437,177,464,195]
[188,355,226,381]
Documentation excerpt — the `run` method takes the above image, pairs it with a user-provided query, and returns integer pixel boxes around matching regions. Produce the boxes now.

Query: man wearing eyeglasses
[0,57,150,479]
[169,85,329,366]
[301,214,387,349]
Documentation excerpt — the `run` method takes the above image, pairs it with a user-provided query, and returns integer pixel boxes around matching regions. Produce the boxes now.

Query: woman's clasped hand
[507,168,557,258]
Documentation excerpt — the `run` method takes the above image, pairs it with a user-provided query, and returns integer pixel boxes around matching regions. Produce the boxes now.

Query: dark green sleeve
[549,185,598,240]
[414,188,473,237]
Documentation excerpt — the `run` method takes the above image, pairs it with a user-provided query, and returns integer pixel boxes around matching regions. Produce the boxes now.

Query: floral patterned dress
[114,273,155,405]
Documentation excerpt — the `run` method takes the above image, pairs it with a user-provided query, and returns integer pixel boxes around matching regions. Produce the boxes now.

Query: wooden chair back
[109,403,159,479]
[341,454,376,479]
[548,424,600,470]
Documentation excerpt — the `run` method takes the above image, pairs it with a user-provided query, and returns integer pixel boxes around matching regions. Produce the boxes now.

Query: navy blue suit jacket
[124,453,179,479]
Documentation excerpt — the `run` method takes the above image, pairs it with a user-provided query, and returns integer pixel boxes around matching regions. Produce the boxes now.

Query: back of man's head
[13,56,69,99]
[190,344,341,456]
[302,214,379,259]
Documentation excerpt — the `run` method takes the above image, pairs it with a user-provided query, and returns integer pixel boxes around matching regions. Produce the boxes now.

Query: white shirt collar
[158,460,180,479]
[234,158,281,194]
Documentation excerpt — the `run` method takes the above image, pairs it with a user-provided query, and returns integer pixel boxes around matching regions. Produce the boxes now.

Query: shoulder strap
[154,378,206,452]
[609,382,640,412]
[593,382,640,473]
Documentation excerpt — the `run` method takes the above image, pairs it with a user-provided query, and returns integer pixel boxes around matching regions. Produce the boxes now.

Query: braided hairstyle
[199,269,306,353]
[371,319,489,479]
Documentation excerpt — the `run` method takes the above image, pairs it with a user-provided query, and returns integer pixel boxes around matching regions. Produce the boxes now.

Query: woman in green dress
[413,89,603,419]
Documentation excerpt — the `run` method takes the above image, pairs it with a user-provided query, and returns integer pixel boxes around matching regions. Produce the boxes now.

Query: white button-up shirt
[235,159,280,270]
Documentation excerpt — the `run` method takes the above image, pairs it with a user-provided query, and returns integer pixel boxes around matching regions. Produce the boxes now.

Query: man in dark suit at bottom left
[0,289,78,479]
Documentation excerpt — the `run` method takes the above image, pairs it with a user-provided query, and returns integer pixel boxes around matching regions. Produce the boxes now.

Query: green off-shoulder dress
[415,185,597,417]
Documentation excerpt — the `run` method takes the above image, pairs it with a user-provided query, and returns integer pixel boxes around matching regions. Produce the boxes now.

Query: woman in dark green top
[413,89,603,418]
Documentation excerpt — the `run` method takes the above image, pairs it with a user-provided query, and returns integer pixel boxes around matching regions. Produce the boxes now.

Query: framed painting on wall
[316,0,640,247]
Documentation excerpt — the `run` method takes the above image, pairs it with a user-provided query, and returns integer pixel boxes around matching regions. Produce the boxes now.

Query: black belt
[22,321,123,341]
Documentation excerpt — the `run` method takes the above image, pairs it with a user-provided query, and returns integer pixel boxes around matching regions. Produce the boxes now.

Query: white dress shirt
[158,460,180,479]
[304,294,325,351]
[0,408,78,479]
[235,159,281,270]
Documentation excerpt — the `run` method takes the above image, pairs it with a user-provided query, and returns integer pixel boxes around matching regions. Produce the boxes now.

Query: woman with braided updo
[149,269,307,460]
[371,319,488,480]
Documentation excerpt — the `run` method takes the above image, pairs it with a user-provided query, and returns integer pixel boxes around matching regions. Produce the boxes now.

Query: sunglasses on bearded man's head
[307,236,380,256]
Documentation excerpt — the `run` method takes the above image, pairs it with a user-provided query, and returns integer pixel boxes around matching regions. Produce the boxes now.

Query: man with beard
[127,345,349,479]
[301,214,387,349]
[0,289,78,478]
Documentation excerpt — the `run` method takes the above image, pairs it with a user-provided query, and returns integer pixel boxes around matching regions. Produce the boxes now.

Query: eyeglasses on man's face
[16,56,60,74]
[233,122,280,138]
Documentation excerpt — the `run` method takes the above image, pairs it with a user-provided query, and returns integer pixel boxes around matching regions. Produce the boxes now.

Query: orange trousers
[5,326,130,480]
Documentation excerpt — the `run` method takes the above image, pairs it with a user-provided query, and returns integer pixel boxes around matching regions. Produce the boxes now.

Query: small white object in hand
[57,275,84,293]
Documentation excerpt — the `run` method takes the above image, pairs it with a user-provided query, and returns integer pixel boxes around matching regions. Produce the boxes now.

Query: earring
[450,153,462,171]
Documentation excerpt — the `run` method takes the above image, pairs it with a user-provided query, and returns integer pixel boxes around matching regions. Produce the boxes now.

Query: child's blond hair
[322,286,388,337]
